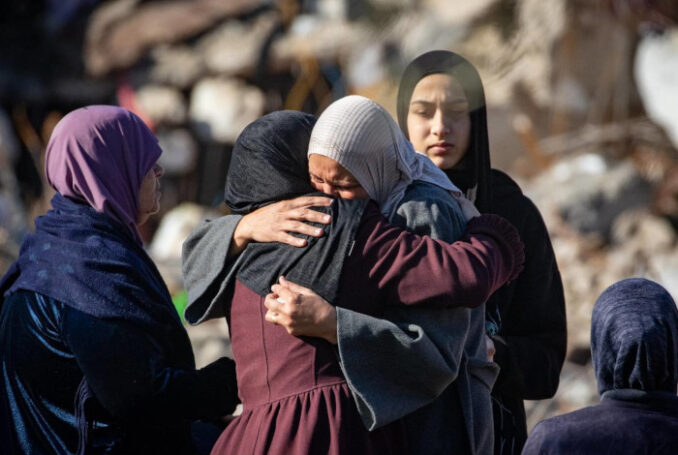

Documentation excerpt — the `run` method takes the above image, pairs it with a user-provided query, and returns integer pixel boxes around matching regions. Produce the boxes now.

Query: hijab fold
[308,95,460,219]
[396,50,492,212]
[592,278,678,396]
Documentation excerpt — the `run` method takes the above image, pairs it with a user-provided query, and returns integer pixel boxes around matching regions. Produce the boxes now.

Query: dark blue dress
[0,290,237,454]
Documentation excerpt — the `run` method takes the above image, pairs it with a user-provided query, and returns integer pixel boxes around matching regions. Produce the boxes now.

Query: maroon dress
[211,205,519,454]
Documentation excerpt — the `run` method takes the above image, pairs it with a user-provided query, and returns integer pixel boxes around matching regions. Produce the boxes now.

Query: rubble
[635,27,678,149]
[2,0,678,435]
[136,85,187,126]
[189,78,266,144]
[84,0,268,76]
[156,129,198,176]
[198,12,280,77]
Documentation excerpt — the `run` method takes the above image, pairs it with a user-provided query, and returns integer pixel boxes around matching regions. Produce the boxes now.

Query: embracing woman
[181,109,524,454]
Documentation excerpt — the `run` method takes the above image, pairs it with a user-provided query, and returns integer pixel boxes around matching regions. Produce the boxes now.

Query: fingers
[277,233,307,248]
[282,220,325,238]
[270,285,302,306]
[278,276,314,296]
[292,208,331,225]
[264,293,283,312]
[264,309,278,325]
[287,196,333,210]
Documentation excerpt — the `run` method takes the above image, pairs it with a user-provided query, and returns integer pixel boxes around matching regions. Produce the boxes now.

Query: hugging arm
[63,308,239,422]
[265,199,523,429]
[181,196,332,324]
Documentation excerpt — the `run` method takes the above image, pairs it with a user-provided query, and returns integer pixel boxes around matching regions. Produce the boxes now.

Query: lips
[428,142,454,155]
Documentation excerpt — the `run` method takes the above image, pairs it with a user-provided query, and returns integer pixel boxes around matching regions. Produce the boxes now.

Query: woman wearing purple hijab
[0,106,239,455]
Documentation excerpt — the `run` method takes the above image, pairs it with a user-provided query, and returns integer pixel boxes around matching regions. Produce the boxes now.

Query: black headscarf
[225,111,317,215]
[592,278,678,396]
[224,110,368,302]
[397,50,492,212]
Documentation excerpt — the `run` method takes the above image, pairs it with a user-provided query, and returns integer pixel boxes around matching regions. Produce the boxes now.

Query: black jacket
[487,170,567,454]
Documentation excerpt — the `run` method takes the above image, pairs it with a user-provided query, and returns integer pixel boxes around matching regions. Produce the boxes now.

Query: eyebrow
[309,171,358,185]
[410,99,469,106]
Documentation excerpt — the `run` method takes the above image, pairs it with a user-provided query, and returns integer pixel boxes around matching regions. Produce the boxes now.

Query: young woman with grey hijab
[522,278,678,455]
[290,94,505,454]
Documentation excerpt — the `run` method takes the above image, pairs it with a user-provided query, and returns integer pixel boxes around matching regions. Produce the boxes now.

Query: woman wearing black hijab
[397,50,567,454]
[523,278,678,455]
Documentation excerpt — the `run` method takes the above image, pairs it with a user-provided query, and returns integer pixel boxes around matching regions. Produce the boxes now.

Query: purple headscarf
[45,105,161,242]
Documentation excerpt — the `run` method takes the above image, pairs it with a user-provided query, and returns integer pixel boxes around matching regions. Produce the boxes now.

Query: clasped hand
[264,276,338,344]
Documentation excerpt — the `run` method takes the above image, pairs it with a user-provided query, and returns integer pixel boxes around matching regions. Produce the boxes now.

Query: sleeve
[390,190,467,242]
[335,196,472,430]
[490,198,567,400]
[336,305,470,430]
[181,214,244,324]
[63,308,240,422]
[353,203,524,309]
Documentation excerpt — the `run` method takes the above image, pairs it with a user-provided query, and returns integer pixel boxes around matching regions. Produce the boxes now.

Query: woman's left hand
[264,276,338,344]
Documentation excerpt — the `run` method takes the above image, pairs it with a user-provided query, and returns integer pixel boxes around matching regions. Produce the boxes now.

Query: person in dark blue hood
[522,278,678,455]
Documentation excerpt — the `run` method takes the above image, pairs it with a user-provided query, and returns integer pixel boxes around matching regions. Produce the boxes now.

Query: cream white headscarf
[308,95,461,218]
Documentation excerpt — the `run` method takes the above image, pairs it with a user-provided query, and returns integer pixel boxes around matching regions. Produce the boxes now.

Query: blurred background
[1,0,678,431]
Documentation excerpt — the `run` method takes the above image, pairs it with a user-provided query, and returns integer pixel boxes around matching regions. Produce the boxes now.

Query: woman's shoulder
[403,180,456,204]
[490,169,542,218]
[490,169,524,200]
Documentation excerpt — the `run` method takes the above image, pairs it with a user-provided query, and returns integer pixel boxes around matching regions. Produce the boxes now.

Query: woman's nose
[154,163,165,177]
[322,183,338,197]
[431,111,450,136]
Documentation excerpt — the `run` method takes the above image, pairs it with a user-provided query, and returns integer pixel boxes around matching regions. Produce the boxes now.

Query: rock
[345,43,386,90]
[189,78,265,143]
[185,319,232,368]
[649,253,678,300]
[148,45,206,89]
[85,0,269,76]
[198,12,279,77]
[271,18,370,67]
[148,203,220,293]
[136,85,187,126]
[149,203,219,263]
[635,28,678,149]
[315,0,348,20]
[532,155,652,239]
[460,0,567,107]
[610,209,675,254]
[156,129,198,176]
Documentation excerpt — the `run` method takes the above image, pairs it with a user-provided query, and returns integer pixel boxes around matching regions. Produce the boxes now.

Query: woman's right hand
[230,196,333,255]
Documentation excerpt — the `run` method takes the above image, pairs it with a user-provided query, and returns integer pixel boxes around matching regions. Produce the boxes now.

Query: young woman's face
[137,162,164,225]
[407,73,471,170]
[308,154,369,199]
